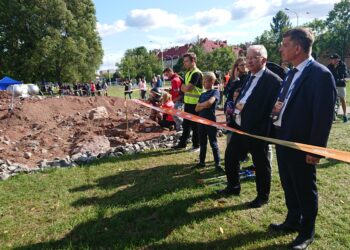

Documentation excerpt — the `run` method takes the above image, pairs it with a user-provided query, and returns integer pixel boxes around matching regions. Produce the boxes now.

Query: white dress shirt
[274,57,313,127]
[235,67,265,126]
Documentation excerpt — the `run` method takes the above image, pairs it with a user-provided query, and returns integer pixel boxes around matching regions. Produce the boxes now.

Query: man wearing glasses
[217,45,282,209]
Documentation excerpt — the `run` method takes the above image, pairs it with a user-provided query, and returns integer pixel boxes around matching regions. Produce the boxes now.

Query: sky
[93,0,340,70]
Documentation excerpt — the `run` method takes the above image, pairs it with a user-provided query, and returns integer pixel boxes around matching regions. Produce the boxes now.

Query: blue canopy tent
[0,76,22,90]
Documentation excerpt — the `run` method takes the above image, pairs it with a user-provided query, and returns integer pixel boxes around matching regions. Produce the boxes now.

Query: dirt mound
[0,93,174,167]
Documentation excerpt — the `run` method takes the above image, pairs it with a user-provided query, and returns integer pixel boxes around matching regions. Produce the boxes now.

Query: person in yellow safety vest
[172,52,203,151]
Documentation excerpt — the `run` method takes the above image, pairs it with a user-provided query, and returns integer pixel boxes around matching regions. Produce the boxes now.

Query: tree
[325,0,350,60]
[188,44,207,70]
[270,11,292,46]
[205,47,236,74]
[0,0,103,82]
[303,19,327,59]
[117,46,162,81]
[255,11,292,64]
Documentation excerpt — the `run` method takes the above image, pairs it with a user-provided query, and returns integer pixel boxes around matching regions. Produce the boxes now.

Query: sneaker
[172,144,186,150]
[189,146,200,152]
[343,115,348,123]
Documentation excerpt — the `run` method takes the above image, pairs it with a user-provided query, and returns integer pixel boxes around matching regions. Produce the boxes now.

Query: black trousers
[141,90,147,100]
[225,133,271,200]
[159,119,175,129]
[178,103,199,147]
[198,124,220,165]
[276,144,317,239]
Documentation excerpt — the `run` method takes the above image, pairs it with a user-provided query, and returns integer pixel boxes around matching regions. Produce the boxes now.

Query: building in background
[153,38,244,69]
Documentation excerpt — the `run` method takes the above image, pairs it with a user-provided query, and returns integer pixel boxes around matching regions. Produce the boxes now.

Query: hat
[330,53,340,59]
[151,87,162,96]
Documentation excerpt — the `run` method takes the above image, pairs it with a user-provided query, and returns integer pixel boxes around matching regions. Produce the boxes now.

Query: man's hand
[306,155,320,165]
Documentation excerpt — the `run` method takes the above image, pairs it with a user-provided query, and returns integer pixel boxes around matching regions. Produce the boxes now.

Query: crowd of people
[40,81,109,97]
[36,28,348,249]
[135,28,346,250]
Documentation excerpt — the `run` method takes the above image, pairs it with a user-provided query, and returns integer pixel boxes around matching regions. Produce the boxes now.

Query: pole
[285,8,299,27]
[124,97,129,131]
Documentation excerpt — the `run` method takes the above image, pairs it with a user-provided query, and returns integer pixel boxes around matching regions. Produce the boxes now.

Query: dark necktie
[236,75,255,104]
[278,68,298,102]
[271,68,298,122]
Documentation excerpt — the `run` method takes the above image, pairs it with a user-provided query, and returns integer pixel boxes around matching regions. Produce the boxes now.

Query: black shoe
[289,235,314,250]
[172,144,186,150]
[216,186,240,196]
[269,222,300,233]
[215,164,225,172]
[194,163,205,168]
[248,197,269,208]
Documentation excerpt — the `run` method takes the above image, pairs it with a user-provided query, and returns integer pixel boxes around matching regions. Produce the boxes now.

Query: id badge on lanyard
[234,102,245,116]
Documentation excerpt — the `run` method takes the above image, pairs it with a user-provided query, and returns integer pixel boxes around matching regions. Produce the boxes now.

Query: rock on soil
[0,92,175,167]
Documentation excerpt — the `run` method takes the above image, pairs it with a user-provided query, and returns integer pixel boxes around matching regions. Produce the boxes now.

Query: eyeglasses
[238,64,246,67]
[246,56,261,61]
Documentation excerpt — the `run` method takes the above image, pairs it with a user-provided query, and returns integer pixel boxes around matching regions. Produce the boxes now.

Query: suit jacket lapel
[243,69,267,109]
[286,61,313,104]
[235,73,251,104]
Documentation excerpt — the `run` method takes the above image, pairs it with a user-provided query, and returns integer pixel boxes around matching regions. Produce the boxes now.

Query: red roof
[155,38,240,60]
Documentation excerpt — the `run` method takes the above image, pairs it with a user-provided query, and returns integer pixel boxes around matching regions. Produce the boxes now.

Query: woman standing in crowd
[224,58,249,144]
[138,77,147,100]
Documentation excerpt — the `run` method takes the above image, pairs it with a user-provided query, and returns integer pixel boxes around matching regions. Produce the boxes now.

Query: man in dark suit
[269,28,336,250]
[217,45,282,208]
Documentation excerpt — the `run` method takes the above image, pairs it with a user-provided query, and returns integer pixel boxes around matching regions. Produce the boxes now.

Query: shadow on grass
[69,162,214,208]
[317,158,341,169]
[153,231,291,250]
[15,160,280,249]
[15,196,275,250]
[84,147,191,166]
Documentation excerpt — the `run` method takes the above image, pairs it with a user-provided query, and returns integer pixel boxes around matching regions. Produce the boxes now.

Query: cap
[151,87,162,96]
[330,53,340,59]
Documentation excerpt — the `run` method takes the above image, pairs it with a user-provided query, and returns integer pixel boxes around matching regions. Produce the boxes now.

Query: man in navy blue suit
[269,28,336,250]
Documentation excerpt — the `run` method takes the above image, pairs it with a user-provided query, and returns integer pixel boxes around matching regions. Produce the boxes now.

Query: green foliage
[0,0,103,82]
[255,11,292,64]
[205,46,236,74]
[303,1,349,60]
[270,11,292,46]
[117,46,162,81]
[303,19,327,58]
[173,56,184,74]
[325,0,350,60]
[173,44,236,75]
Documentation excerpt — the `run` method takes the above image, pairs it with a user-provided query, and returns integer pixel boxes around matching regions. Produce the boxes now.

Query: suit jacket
[229,68,282,137]
[277,60,336,149]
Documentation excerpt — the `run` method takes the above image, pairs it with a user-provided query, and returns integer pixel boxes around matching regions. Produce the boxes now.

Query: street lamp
[285,8,299,27]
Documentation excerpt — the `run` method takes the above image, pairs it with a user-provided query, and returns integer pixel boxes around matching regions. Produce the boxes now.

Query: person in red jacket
[159,92,175,130]
[163,67,183,131]
[90,81,96,96]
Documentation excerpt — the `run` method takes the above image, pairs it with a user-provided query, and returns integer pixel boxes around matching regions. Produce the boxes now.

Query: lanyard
[277,59,313,101]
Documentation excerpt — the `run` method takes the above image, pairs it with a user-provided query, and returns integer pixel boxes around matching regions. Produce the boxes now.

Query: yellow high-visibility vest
[184,67,203,104]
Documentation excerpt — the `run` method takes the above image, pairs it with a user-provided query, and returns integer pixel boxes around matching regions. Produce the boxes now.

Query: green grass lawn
[107,82,171,99]
[0,86,349,250]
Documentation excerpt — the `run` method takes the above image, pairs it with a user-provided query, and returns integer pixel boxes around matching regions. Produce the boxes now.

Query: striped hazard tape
[132,99,350,163]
